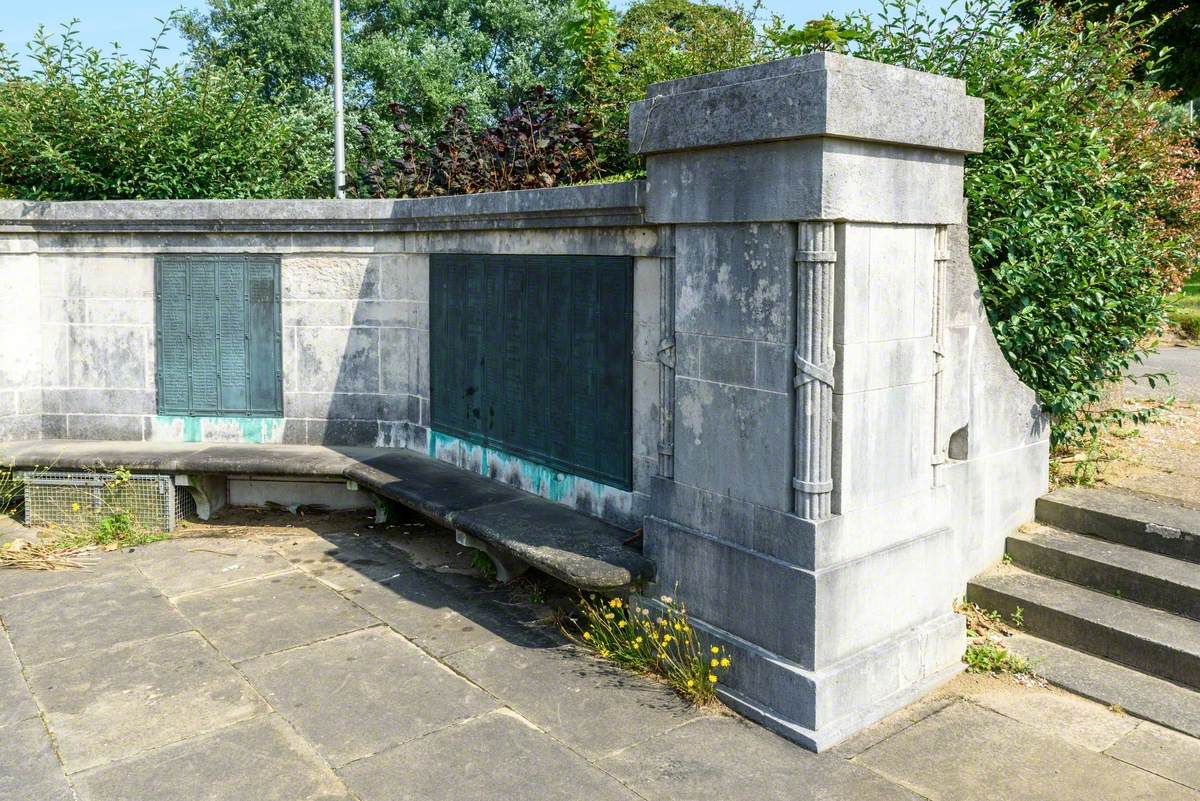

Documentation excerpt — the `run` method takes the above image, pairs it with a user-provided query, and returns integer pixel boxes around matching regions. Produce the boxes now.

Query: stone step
[1007,524,1200,621]
[1006,632,1200,739]
[967,567,1200,691]
[1036,486,1200,563]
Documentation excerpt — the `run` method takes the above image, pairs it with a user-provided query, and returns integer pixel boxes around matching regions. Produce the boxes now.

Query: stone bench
[0,440,654,591]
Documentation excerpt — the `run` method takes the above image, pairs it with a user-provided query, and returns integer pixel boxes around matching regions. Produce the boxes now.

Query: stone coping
[0,439,654,591]
[629,52,984,156]
[0,181,648,234]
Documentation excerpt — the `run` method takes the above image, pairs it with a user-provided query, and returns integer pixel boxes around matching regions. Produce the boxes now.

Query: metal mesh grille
[18,471,194,533]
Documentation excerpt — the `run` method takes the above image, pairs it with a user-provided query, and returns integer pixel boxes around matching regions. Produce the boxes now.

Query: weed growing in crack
[566,593,732,704]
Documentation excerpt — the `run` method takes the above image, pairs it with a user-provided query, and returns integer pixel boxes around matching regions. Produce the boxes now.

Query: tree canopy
[179,0,578,140]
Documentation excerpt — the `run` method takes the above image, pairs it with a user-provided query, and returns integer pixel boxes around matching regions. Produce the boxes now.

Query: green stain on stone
[428,429,618,505]
[154,416,284,443]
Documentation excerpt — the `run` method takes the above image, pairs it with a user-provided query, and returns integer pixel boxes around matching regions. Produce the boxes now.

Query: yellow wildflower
[635,636,643,645]
[618,620,627,628]
[686,679,695,688]
[662,634,672,644]
[609,597,623,608]
[710,659,719,668]
[71,502,81,512]
[708,674,718,683]
[720,658,731,667]
[711,646,720,655]
[582,631,592,640]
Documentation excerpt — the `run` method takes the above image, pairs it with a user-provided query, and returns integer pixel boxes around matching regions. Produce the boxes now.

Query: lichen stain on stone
[679,381,713,446]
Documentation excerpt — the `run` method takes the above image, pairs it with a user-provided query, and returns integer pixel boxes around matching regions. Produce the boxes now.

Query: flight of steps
[967,485,1200,737]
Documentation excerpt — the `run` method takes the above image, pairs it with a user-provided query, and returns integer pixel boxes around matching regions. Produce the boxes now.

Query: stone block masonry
[0,52,1050,749]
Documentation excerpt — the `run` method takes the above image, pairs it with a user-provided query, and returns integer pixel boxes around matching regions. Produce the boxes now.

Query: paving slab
[72,714,354,801]
[444,638,696,760]
[26,630,268,773]
[0,571,189,666]
[0,551,137,600]
[966,686,1139,752]
[853,700,1199,801]
[271,532,415,592]
[337,709,640,801]
[830,693,957,759]
[129,536,293,597]
[0,630,38,728]
[0,717,73,801]
[1106,722,1200,790]
[240,626,498,767]
[173,570,376,661]
[601,714,925,801]
[339,569,515,657]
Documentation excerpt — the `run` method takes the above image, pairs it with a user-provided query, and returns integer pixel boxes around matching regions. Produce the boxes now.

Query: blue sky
[1,0,875,65]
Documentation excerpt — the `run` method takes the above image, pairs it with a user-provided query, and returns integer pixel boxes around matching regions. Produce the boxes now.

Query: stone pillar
[634,52,992,751]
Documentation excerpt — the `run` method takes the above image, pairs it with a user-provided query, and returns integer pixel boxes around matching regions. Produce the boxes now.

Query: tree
[566,0,760,172]
[1019,0,1199,99]
[179,0,578,142]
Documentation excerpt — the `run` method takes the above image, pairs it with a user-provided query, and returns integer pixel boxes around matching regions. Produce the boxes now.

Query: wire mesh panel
[18,471,194,533]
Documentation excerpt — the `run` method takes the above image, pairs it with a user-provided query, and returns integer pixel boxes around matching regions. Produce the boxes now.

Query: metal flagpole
[332,0,346,199]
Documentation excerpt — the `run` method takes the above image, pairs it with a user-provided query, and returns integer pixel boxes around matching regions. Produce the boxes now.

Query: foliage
[349,87,601,197]
[470,550,498,582]
[762,14,865,54]
[180,0,576,147]
[964,639,1030,673]
[1018,0,1200,99]
[958,602,1032,675]
[0,20,329,200]
[770,0,1200,447]
[1166,271,1200,340]
[0,468,22,517]
[566,0,760,172]
[568,593,732,704]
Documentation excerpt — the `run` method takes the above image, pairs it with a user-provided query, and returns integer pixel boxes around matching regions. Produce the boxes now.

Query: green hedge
[0,22,329,199]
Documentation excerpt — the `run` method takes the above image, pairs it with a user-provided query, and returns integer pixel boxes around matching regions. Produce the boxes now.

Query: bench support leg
[175,475,227,521]
[455,530,529,583]
[346,481,391,524]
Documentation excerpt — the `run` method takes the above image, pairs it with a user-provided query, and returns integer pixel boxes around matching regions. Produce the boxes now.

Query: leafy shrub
[180,0,577,149]
[770,0,1200,446]
[349,87,601,197]
[566,0,760,173]
[0,21,330,199]
[568,593,732,704]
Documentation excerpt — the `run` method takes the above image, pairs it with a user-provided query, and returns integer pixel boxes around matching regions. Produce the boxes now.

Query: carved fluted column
[657,224,676,479]
[931,225,950,484]
[794,222,836,520]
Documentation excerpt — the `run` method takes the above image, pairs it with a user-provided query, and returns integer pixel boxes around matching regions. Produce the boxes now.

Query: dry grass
[0,537,99,571]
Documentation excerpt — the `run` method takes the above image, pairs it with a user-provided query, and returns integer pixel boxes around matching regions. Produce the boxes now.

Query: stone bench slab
[0,440,653,592]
